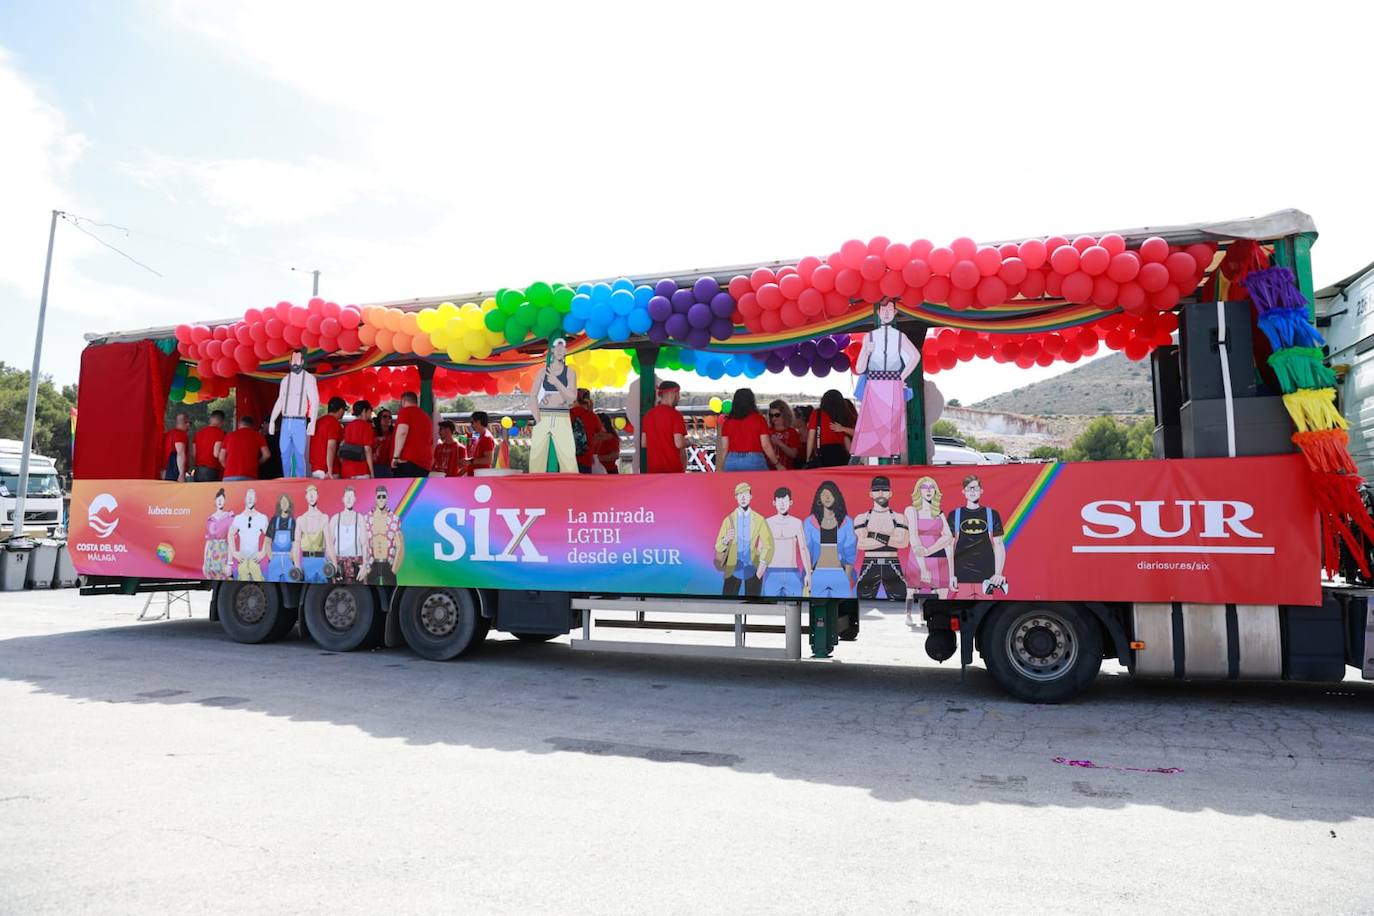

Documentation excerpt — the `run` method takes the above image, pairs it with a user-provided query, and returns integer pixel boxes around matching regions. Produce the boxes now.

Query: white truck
[0,440,63,536]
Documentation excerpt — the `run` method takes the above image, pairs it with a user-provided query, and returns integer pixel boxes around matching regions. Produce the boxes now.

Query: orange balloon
[401,312,421,336]
[412,336,435,357]
[391,332,413,354]
[704,414,718,428]
[374,328,395,352]
[358,324,377,346]
[384,309,403,333]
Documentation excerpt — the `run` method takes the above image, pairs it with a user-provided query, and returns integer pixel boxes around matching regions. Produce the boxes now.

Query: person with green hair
[528,336,579,473]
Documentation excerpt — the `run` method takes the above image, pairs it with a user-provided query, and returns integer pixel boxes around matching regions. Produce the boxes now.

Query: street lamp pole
[12,209,60,539]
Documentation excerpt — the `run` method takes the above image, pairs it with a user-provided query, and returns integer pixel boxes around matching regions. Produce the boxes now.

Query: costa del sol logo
[88,493,119,539]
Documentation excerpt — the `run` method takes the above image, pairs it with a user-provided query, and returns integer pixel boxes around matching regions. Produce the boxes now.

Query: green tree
[931,419,960,438]
[0,363,77,476]
[974,439,1005,454]
[508,441,530,472]
[439,396,477,414]
[1029,445,1065,461]
[1125,418,1154,459]
[947,398,961,407]
[1066,416,1143,462]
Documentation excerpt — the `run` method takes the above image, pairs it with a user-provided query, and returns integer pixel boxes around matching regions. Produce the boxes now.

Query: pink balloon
[1050,245,1081,275]
[1062,271,1093,303]
[779,301,805,328]
[1138,262,1170,293]
[320,317,340,338]
[946,288,975,311]
[1045,271,1063,298]
[308,296,325,312]
[1079,246,1111,277]
[264,317,285,339]
[1139,237,1169,263]
[1019,270,1047,299]
[974,246,1002,277]
[924,276,952,303]
[840,239,867,270]
[1072,235,1097,252]
[1118,282,1148,313]
[1165,252,1196,285]
[1091,276,1120,307]
[750,267,775,291]
[950,237,977,260]
[796,255,822,282]
[1186,244,1215,273]
[998,257,1028,286]
[1106,252,1141,284]
[950,260,981,291]
[867,236,890,256]
[213,324,231,341]
[883,243,910,270]
[243,307,263,324]
[191,325,211,343]
[860,255,886,281]
[998,242,1020,259]
[976,276,1008,307]
[306,314,324,334]
[909,239,934,261]
[337,328,361,351]
[339,307,361,330]
[728,276,752,300]
[880,271,906,299]
[283,324,304,348]
[779,273,805,299]
[834,269,862,297]
[274,301,292,321]
[1099,234,1126,257]
[757,283,784,310]
[1018,239,1048,270]
[289,306,309,327]
[323,301,341,318]
[174,324,193,344]
[811,264,836,292]
[927,246,957,275]
[798,288,825,316]
[902,259,931,288]
[737,292,760,318]
[860,279,883,303]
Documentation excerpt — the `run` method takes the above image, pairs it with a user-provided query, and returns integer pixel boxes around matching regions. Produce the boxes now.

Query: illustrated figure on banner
[762,486,810,598]
[229,488,269,582]
[326,485,369,584]
[266,493,298,581]
[529,336,579,473]
[903,476,954,622]
[854,475,910,601]
[713,481,774,597]
[948,474,1008,599]
[803,480,856,599]
[296,484,330,583]
[851,298,920,459]
[202,487,234,580]
[366,485,403,586]
[269,348,320,479]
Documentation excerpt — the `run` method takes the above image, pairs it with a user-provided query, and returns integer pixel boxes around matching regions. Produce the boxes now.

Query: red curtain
[235,375,278,428]
[74,341,179,480]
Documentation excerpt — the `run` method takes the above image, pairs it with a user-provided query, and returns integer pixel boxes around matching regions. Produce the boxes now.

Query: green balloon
[484,309,507,332]
[499,289,525,313]
[185,376,202,392]
[722,399,733,413]
[170,385,185,399]
[504,320,530,346]
[515,302,538,327]
[526,281,553,308]
[534,307,562,337]
[552,286,575,313]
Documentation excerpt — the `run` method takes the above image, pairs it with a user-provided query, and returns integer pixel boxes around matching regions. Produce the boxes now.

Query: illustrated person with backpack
[947,474,1008,599]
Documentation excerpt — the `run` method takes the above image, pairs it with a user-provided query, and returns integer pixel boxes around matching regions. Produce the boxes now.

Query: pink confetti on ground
[1052,757,1183,774]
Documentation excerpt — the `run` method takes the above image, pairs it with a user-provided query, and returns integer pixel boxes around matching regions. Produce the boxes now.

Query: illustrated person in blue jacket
[803,480,856,598]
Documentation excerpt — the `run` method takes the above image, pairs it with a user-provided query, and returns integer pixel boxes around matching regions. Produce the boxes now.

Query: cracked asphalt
[2,589,1372,914]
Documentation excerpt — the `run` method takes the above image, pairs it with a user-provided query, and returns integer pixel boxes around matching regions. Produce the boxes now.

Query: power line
[59,212,163,278]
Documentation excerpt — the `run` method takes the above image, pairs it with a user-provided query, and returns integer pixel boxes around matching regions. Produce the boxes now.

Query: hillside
[972,353,1153,417]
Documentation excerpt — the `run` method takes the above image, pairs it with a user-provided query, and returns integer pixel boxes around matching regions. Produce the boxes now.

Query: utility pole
[312,270,320,297]
[13,210,59,539]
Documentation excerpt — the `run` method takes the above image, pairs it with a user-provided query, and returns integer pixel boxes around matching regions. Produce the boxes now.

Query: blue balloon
[591,282,613,304]
[571,294,592,319]
[563,313,587,334]
[633,284,654,307]
[678,349,697,368]
[607,316,631,341]
[577,283,593,296]
[591,301,615,325]
[611,289,636,315]
[627,310,652,334]
[585,319,609,340]
[612,277,635,293]
[705,363,725,380]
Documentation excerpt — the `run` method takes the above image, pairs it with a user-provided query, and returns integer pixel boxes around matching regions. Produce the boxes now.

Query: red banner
[68,455,1321,606]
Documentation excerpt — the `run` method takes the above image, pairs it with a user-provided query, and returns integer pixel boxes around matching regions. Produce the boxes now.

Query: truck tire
[397,587,483,661]
[511,632,557,643]
[982,603,1102,703]
[217,582,296,644]
[303,584,382,652]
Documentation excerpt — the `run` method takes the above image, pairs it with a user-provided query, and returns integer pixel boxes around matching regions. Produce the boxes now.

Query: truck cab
[0,440,63,536]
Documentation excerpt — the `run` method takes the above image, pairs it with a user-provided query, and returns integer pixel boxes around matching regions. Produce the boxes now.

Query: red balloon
[902,259,932,288]
[1105,328,1129,350]
[1091,276,1120,308]
[840,239,868,270]
[736,291,761,318]
[1062,271,1093,303]
[909,239,934,261]
[1015,355,1036,369]
[976,276,1008,307]
[267,336,292,357]
[320,317,341,338]
[306,314,324,334]
[824,292,851,317]
[903,285,926,304]
[1106,252,1141,284]
[939,350,958,370]
[253,340,273,360]
[1099,233,1126,257]
[956,344,975,361]
[1045,271,1064,298]
[811,264,836,292]
[867,236,890,257]
[796,255,822,282]
[1020,339,1043,360]
[1019,270,1047,299]
[283,324,305,348]
[756,283,784,310]
[1079,246,1111,277]
[974,337,995,359]
[1077,327,1099,350]
[1138,262,1170,293]
[798,288,825,316]
[1124,338,1150,361]
[946,288,975,311]
[1042,333,1066,354]
[860,279,883,303]
[1118,282,1147,313]
[728,276,752,300]
[750,267,775,291]
[1165,252,1196,285]
[1185,243,1215,274]
[302,329,321,350]
[1034,351,1055,367]
[974,246,1002,277]
[323,301,341,318]
[759,309,783,334]
[1072,235,1097,253]
[883,243,910,270]
[287,306,308,327]
[998,257,1028,286]
[950,260,981,290]
[998,242,1020,259]
[927,246,957,275]
[834,269,862,297]
[1157,311,1180,334]
[860,255,886,281]
[950,237,977,260]
[339,307,361,330]
[779,273,805,299]
[1049,245,1080,275]
[1018,239,1048,270]
[1139,237,1169,263]
[1149,284,1181,311]
[1002,340,1021,360]
[879,271,906,299]
[213,324,230,340]
[924,276,952,303]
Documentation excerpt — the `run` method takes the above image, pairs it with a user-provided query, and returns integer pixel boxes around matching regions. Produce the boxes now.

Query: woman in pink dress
[203,488,234,580]
[902,475,953,623]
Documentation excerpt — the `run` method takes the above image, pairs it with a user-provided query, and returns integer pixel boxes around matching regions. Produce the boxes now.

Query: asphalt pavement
[1,589,1372,915]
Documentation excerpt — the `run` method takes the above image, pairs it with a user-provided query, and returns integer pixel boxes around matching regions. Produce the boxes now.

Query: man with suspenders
[268,348,320,479]
[947,474,1008,599]
[325,485,369,584]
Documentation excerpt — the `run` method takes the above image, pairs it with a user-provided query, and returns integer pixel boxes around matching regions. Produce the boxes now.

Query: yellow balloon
[416,309,437,333]
[501,416,514,429]
[613,417,626,430]
[438,301,459,320]
[481,297,497,312]
[430,329,449,349]
[463,330,485,353]
[709,397,723,412]
[445,316,465,339]
[447,345,471,363]
[471,340,493,360]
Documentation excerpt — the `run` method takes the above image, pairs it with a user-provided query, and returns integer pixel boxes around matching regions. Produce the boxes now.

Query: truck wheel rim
[322,588,358,631]
[235,584,267,625]
[1006,610,1076,682]
[419,592,458,638]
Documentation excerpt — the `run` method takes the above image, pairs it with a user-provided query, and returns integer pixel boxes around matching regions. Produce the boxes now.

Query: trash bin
[26,539,59,589]
[53,541,80,588]
[2,539,35,592]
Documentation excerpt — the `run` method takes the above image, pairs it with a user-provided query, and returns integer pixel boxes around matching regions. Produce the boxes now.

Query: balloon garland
[760,334,856,378]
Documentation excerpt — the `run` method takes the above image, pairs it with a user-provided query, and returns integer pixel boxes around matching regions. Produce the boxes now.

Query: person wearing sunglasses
[364,485,403,586]
[767,400,802,470]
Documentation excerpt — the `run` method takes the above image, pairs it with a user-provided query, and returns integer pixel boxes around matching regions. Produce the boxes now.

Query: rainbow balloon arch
[167,230,1224,406]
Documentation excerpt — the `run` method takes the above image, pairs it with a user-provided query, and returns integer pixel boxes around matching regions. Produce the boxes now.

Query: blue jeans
[279,417,309,478]
[810,567,853,598]
[302,556,327,583]
[268,552,295,581]
[762,569,804,597]
[723,452,768,472]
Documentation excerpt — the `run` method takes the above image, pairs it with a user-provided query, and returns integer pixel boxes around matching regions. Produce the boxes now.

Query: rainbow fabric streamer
[1269,347,1337,394]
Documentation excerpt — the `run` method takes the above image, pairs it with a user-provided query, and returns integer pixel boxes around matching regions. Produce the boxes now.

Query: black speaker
[1151,345,1182,427]
[1178,300,1257,402]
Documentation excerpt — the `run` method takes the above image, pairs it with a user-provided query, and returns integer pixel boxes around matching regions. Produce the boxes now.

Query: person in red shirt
[806,388,857,468]
[373,408,395,477]
[716,388,778,472]
[222,416,270,481]
[465,411,496,475]
[593,413,621,474]
[767,400,802,470]
[310,397,348,479]
[340,400,377,479]
[162,412,191,481]
[192,410,227,482]
[570,388,599,474]
[431,421,466,477]
[390,391,433,478]
[641,380,688,474]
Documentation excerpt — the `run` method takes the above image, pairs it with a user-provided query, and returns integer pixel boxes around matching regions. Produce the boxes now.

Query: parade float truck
[68,211,1374,701]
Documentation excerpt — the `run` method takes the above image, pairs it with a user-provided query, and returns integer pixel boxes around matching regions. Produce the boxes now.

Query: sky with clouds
[1,1,1371,404]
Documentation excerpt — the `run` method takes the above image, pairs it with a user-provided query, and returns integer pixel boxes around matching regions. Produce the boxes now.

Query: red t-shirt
[193,426,225,471]
[222,428,267,479]
[595,431,621,472]
[809,409,850,446]
[396,405,433,467]
[769,426,802,469]
[163,428,189,464]
[310,414,344,476]
[468,430,496,470]
[374,428,394,466]
[721,412,769,453]
[642,404,687,474]
[432,440,466,477]
[340,419,376,478]
[570,405,598,467]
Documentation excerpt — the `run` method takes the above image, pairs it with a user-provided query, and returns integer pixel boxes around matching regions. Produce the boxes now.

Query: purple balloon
[670,289,695,313]
[788,354,810,377]
[654,278,678,299]
[687,303,712,329]
[709,292,735,318]
[816,337,839,360]
[799,340,818,362]
[709,317,734,340]
[834,333,851,348]
[831,353,851,373]
[814,363,832,378]
[693,276,721,303]
[665,314,690,340]
[765,353,787,374]
[647,295,673,322]
[648,324,669,344]
[686,327,711,349]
